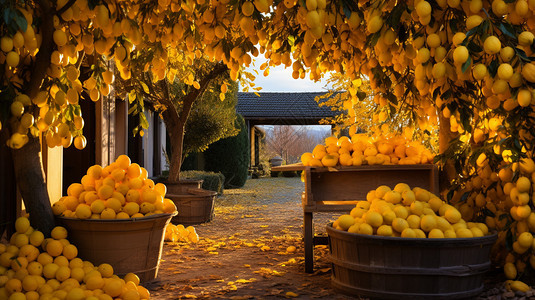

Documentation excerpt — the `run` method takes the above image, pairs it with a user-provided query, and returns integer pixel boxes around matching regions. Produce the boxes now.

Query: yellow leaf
[184,295,197,299]
[260,225,268,228]
[285,292,298,298]
[209,251,219,255]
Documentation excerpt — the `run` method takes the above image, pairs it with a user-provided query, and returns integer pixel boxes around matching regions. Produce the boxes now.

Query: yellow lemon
[420,215,437,232]
[483,36,501,54]
[377,225,393,236]
[444,208,462,223]
[337,214,355,231]
[428,228,444,238]
[401,228,417,238]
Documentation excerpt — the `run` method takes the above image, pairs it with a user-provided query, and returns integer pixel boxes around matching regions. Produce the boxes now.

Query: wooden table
[272,163,440,273]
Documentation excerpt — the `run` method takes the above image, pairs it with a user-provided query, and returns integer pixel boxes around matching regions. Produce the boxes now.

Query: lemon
[428,228,444,238]
[384,190,402,203]
[367,15,383,34]
[466,15,483,29]
[416,1,432,17]
[407,215,421,229]
[377,225,393,236]
[510,280,530,292]
[516,176,531,193]
[410,201,424,216]
[420,215,437,232]
[518,31,534,46]
[414,229,427,238]
[6,51,20,67]
[444,208,461,223]
[100,208,116,219]
[374,185,391,198]
[392,218,409,233]
[504,262,517,279]
[53,29,68,46]
[348,224,360,233]
[452,46,469,64]
[124,273,140,285]
[382,210,396,225]
[517,89,532,107]
[0,36,14,52]
[321,154,338,167]
[337,214,355,230]
[483,36,501,54]
[456,228,474,238]
[15,217,30,234]
[103,278,124,297]
[75,204,92,219]
[497,63,513,81]
[402,190,416,205]
[393,205,409,219]
[444,229,456,238]
[500,46,515,62]
[358,223,373,235]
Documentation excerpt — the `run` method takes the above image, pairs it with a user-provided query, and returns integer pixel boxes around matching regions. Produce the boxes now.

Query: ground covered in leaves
[146,177,357,299]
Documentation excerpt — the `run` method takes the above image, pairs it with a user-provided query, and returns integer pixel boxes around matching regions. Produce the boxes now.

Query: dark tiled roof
[236,92,341,120]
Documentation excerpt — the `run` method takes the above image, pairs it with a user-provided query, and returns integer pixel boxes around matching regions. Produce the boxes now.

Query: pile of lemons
[52,155,177,220]
[164,224,199,244]
[301,133,435,167]
[0,217,150,300]
[333,183,491,239]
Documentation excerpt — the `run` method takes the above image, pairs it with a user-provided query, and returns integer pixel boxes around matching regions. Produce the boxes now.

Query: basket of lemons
[53,155,177,283]
[327,183,497,299]
[1,216,153,299]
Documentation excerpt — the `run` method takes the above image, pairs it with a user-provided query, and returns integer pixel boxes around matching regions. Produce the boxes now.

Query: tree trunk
[6,0,56,236]
[12,137,55,236]
[161,63,229,183]
[0,129,17,239]
[438,114,458,195]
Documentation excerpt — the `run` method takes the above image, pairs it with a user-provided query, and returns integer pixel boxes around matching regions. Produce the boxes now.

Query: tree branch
[28,0,54,99]
[56,0,78,16]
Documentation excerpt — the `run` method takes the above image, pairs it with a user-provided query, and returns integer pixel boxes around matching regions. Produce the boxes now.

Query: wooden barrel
[56,213,175,283]
[326,224,497,299]
[168,188,216,225]
[165,179,204,194]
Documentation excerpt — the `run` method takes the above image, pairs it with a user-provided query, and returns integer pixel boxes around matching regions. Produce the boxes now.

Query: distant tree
[265,125,328,164]
[183,80,239,158]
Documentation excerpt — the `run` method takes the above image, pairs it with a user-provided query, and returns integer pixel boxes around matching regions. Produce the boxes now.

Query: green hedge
[181,170,225,195]
[204,114,249,188]
[155,170,225,195]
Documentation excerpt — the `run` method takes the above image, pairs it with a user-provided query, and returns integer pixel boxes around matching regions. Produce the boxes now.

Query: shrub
[181,170,225,195]
[204,114,249,188]
[154,170,225,195]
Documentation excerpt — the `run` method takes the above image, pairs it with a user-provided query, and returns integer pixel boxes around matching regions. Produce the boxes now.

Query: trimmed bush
[154,170,225,195]
[204,114,249,188]
[181,170,225,195]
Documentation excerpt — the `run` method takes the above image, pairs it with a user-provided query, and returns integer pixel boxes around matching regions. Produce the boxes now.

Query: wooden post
[115,98,128,157]
[41,143,63,203]
[304,211,314,273]
[96,89,116,166]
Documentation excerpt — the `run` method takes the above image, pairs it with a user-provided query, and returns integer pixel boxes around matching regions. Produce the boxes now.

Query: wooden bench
[272,163,440,273]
